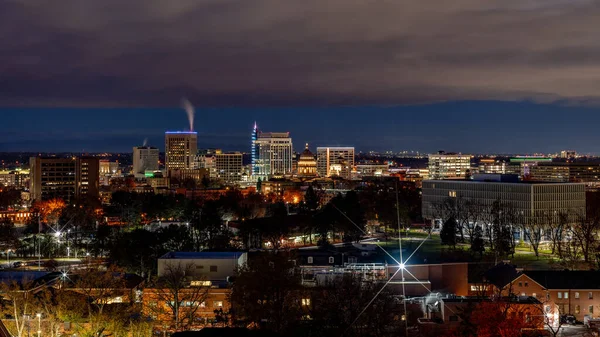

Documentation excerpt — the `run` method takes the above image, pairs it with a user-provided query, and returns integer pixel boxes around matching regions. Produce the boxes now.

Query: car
[12,261,22,268]
[561,314,576,325]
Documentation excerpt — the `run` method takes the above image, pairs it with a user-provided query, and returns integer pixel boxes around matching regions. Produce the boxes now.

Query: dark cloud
[1,0,599,107]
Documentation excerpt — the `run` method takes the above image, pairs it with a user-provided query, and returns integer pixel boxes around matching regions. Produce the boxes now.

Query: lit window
[564,292,569,299]
[575,292,580,299]
[302,298,311,306]
[558,293,562,299]
[576,305,580,314]
[532,293,537,298]
[190,281,212,287]
[307,257,313,264]
[214,301,223,308]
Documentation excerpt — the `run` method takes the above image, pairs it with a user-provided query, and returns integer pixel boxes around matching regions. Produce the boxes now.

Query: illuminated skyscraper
[251,122,258,175]
[252,124,293,177]
[165,131,198,173]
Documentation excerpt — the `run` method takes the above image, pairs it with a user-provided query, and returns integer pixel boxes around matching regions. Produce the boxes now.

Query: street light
[36,313,41,337]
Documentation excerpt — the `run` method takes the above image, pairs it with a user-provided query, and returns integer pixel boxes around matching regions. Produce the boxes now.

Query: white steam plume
[181,97,195,131]
[143,138,148,147]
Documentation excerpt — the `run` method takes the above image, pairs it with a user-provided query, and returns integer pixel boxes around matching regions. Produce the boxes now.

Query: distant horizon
[2,101,600,155]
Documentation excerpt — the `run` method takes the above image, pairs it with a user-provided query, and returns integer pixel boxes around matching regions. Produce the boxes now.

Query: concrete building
[560,150,577,159]
[529,162,600,188]
[422,175,586,229]
[30,157,100,202]
[214,152,243,184]
[427,151,471,180]
[157,252,247,281]
[508,156,553,179]
[165,131,197,173]
[316,147,355,179]
[99,160,119,176]
[476,158,509,174]
[0,170,28,188]
[253,128,293,177]
[132,146,159,176]
[355,164,389,177]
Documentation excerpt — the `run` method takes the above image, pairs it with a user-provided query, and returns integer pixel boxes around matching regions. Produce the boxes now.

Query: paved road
[559,325,594,337]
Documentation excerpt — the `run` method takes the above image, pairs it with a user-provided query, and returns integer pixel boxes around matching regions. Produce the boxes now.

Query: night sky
[1,1,600,153]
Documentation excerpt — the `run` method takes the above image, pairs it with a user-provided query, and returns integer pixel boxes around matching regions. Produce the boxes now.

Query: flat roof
[165,131,197,134]
[424,179,584,185]
[159,252,246,260]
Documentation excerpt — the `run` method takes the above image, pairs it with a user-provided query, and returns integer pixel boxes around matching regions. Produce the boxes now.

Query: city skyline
[2,101,600,154]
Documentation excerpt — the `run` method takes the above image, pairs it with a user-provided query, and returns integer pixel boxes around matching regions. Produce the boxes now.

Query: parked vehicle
[11,261,22,268]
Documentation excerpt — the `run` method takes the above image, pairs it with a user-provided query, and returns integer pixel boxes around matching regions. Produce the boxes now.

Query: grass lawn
[374,235,563,269]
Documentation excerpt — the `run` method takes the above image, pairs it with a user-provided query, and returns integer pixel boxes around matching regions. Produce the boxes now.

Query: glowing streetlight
[36,313,41,337]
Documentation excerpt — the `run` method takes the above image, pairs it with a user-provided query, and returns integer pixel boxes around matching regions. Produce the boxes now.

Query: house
[507,270,600,321]
[418,295,544,335]
[158,252,247,282]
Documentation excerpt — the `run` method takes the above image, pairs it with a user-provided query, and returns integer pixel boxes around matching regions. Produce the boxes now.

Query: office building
[316,147,355,179]
[560,150,577,159]
[529,162,600,187]
[476,158,509,174]
[165,131,197,173]
[215,152,243,184]
[427,151,471,180]
[0,170,28,188]
[252,125,293,177]
[422,174,586,228]
[30,156,100,202]
[507,156,552,179]
[133,146,159,175]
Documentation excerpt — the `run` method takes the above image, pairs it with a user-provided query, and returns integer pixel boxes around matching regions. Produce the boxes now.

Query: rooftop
[159,252,246,260]
[522,270,600,290]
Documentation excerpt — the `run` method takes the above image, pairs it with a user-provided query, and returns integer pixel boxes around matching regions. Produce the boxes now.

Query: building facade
[422,176,586,227]
[316,147,355,179]
[0,170,28,188]
[297,143,317,178]
[253,129,293,177]
[529,162,600,188]
[427,152,471,180]
[133,146,159,175]
[165,131,197,173]
[506,271,600,322]
[214,152,243,184]
[30,157,100,202]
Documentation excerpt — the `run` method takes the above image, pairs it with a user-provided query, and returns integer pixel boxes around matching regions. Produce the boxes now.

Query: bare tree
[546,212,567,258]
[0,281,36,337]
[146,263,210,331]
[521,214,544,258]
[571,212,599,263]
